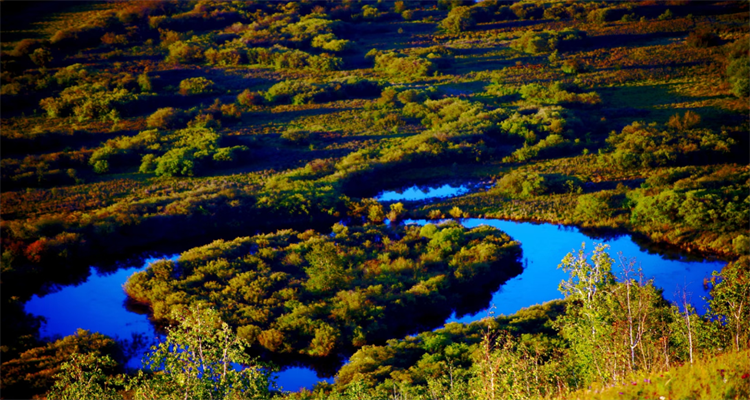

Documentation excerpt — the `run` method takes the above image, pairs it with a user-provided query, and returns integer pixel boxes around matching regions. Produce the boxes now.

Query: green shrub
[575,192,614,220]
[39,84,137,121]
[439,6,476,34]
[167,41,205,63]
[178,77,215,95]
[602,116,735,169]
[264,80,321,104]
[146,107,186,129]
[519,82,600,106]
[727,55,749,98]
[510,2,543,20]
[374,52,436,78]
[511,28,585,54]
[204,48,243,66]
[361,5,381,20]
[586,7,617,24]
[311,34,353,52]
[496,170,547,198]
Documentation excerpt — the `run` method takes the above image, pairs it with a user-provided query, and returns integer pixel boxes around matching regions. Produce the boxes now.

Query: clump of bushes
[178,77,216,95]
[370,50,437,78]
[90,125,247,177]
[496,170,547,198]
[263,77,381,105]
[439,6,476,34]
[519,82,600,106]
[245,46,342,71]
[511,28,586,54]
[311,34,353,52]
[574,192,614,220]
[725,38,749,98]
[39,84,138,122]
[204,48,244,66]
[123,222,522,359]
[146,107,188,129]
[601,112,736,169]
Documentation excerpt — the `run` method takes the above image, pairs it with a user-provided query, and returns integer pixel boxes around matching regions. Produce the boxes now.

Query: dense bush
[39,84,138,122]
[89,125,246,176]
[519,82,600,106]
[371,51,438,78]
[511,28,586,54]
[124,222,522,359]
[601,113,735,169]
[439,6,476,34]
[245,46,342,71]
[496,170,547,198]
[178,77,216,95]
[263,77,381,105]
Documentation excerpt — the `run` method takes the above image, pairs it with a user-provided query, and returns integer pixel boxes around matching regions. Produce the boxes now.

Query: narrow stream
[24,184,727,390]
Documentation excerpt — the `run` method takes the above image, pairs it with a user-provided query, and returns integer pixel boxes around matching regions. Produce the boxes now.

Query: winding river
[25,183,726,391]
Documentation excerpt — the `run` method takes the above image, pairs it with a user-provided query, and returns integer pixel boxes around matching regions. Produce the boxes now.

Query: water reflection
[376,184,470,201]
[24,254,333,389]
[24,218,726,390]
[407,218,725,322]
[275,367,334,392]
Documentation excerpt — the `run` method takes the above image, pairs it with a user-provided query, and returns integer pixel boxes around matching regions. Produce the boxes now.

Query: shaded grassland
[1,0,748,398]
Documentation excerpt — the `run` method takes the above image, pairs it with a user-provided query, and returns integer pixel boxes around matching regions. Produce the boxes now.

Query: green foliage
[178,77,215,95]
[373,51,438,79]
[575,192,614,220]
[511,28,585,54]
[39,83,138,121]
[519,82,600,106]
[496,170,547,198]
[570,350,750,400]
[146,107,186,129]
[131,307,273,400]
[1,329,121,399]
[47,354,122,400]
[245,46,342,71]
[311,34,353,52]
[587,7,617,24]
[167,40,206,64]
[556,245,679,386]
[439,6,476,34]
[706,257,750,352]
[264,78,380,105]
[89,124,244,177]
[727,55,749,98]
[124,223,521,359]
[601,115,735,169]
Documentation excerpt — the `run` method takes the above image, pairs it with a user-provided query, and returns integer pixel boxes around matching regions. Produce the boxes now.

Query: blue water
[25,255,331,389]
[376,184,470,201]
[24,218,726,390]
[406,219,724,322]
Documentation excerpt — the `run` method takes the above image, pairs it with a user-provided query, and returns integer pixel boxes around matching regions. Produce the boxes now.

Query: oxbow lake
[26,185,726,390]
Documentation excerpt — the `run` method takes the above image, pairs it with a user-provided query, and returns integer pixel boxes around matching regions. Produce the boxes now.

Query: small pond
[25,217,725,389]
[375,182,489,202]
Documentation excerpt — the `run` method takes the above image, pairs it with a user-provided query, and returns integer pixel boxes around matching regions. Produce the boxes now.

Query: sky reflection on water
[24,217,725,389]
[406,218,725,324]
[376,184,469,201]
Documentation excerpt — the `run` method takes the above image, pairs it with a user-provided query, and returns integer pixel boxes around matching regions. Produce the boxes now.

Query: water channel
[25,184,727,391]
